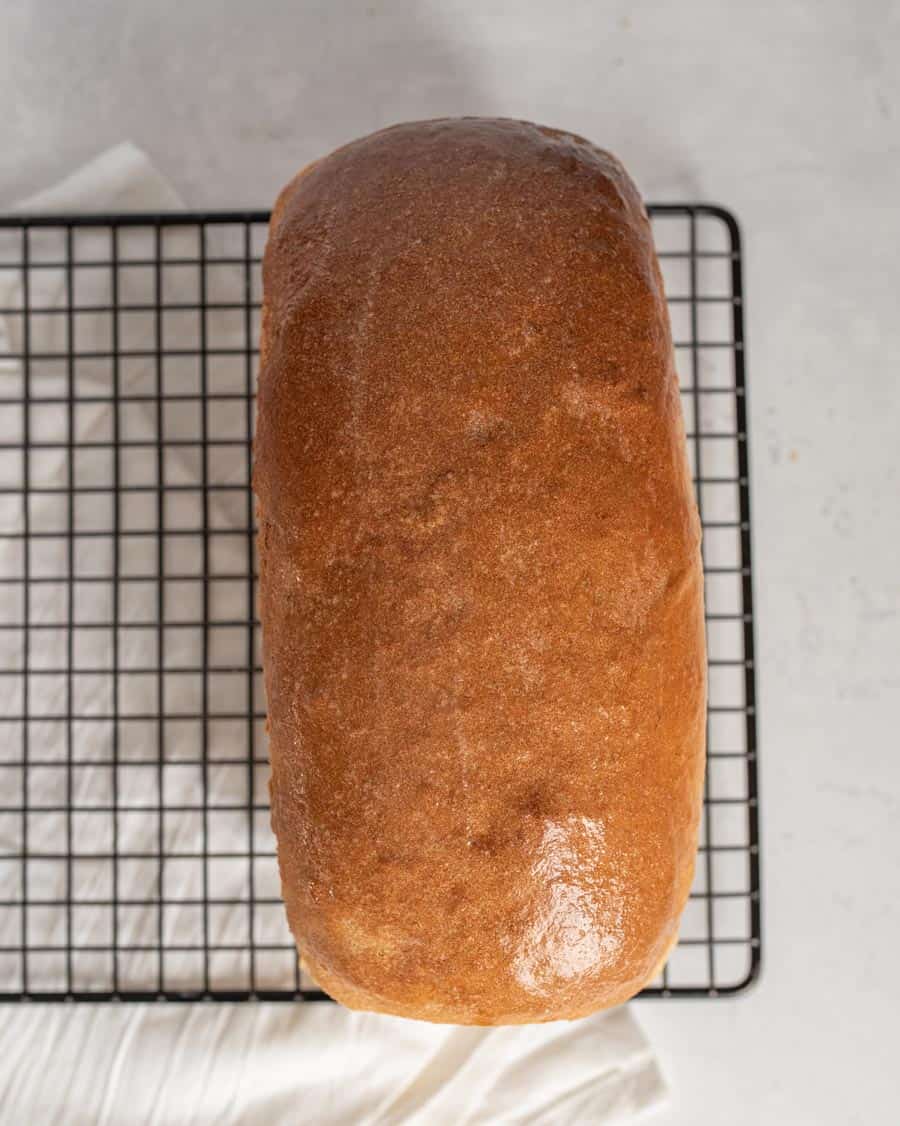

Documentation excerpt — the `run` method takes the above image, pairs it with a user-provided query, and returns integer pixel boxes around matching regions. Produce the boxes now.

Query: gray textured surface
[3,1,899,1123]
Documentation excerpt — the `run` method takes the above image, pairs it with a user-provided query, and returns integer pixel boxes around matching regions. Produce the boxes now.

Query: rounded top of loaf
[255,118,705,1024]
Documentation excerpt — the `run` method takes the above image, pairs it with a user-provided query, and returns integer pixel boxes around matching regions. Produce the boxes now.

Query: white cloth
[0,144,667,1126]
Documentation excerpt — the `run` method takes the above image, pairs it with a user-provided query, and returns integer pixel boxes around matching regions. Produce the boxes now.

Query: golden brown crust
[254,118,706,1024]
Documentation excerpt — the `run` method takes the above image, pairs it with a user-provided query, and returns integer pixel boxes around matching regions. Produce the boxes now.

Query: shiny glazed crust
[254,118,706,1024]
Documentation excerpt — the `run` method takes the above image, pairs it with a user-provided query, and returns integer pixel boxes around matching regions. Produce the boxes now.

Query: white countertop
[3,1,899,1122]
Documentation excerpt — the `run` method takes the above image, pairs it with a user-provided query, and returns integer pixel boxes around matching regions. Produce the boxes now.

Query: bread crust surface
[255,118,706,1024]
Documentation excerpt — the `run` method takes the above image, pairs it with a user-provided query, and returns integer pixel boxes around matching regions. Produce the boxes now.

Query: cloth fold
[0,143,667,1125]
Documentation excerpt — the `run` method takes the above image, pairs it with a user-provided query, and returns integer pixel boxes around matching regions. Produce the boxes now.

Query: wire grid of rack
[0,206,759,1002]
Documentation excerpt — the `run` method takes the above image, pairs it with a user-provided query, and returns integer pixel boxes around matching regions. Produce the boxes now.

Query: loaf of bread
[254,118,706,1024]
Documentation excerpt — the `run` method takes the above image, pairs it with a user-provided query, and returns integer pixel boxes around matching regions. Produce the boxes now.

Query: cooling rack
[0,206,760,1001]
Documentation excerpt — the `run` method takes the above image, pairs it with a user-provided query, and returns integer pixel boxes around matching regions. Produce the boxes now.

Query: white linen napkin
[0,143,667,1126]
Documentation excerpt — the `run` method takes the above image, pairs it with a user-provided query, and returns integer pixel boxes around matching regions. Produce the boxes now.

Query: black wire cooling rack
[0,206,760,1002]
